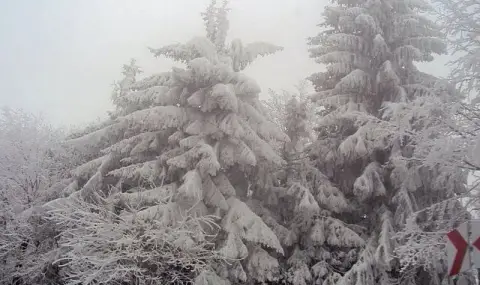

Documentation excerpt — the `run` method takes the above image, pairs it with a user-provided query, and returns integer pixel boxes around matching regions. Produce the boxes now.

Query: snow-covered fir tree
[252,89,364,285]
[46,1,290,284]
[263,80,318,141]
[307,0,469,284]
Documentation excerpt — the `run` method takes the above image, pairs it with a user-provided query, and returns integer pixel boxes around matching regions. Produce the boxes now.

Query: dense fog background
[0,0,450,126]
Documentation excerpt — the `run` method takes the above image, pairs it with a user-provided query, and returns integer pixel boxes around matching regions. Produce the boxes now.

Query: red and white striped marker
[447,225,469,276]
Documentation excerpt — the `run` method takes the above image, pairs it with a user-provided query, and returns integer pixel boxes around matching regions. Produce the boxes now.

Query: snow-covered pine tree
[249,83,364,285]
[307,0,469,284]
[47,1,289,283]
[263,80,318,141]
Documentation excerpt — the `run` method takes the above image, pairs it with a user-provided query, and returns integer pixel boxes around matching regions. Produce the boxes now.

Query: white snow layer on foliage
[305,0,468,284]
[40,8,294,283]
[2,0,473,284]
[221,197,284,255]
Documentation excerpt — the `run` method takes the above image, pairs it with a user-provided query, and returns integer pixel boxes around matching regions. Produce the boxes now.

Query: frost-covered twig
[47,196,225,285]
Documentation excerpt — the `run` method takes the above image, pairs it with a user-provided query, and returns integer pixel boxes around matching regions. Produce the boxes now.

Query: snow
[71,155,106,179]
[67,121,126,152]
[218,113,244,138]
[212,83,238,112]
[355,13,378,33]
[177,170,203,201]
[325,218,364,247]
[212,172,236,197]
[375,209,395,270]
[232,72,262,96]
[246,246,280,283]
[130,72,172,90]
[120,105,187,132]
[310,219,326,245]
[202,175,228,210]
[353,162,386,201]
[113,183,176,209]
[222,197,284,255]
[335,69,370,93]
[287,183,320,215]
[2,0,475,284]
[107,160,159,182]
[103,131,157,156]
[327,34,368,53]
[125,85,172,107]
[230,40,283,71]
[316,183,349,213]
[195,271,228,285]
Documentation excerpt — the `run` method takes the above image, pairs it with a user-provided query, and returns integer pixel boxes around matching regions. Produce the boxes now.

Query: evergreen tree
[47,1,289,283]
[249,80,362,285]
[263,80,318,140]
[307,0,468,284]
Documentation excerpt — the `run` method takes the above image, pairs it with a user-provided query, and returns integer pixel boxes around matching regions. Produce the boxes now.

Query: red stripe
[447,229,468,276]
[473,236,480,251]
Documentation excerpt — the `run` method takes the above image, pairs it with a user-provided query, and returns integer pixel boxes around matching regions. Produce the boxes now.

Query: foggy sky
[0,0,451,127]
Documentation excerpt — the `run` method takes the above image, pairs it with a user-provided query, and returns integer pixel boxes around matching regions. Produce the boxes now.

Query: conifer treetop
[150,0,283,72]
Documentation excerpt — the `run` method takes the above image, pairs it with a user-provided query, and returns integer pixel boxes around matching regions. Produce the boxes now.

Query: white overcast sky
[0,0,451,126]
